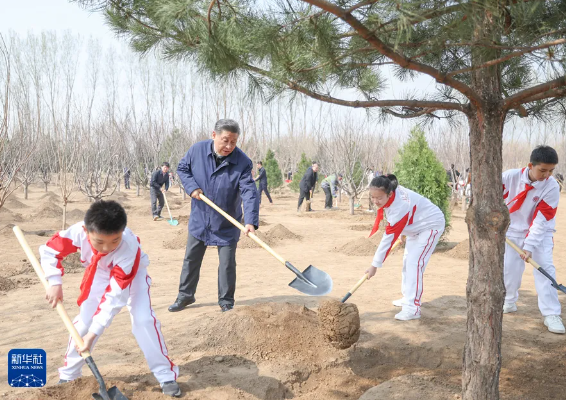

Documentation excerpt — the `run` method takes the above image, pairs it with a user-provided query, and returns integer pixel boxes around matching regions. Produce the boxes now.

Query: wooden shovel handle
[163,190,173,219]
[200,194,286,265]
[347,237,403,295]
[12,226,91,359]
[505,237,544,270]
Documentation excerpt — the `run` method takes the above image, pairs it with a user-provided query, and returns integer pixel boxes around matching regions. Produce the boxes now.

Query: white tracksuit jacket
[39,222,179,382]
[370,186,445,315]
[502,168,561,316]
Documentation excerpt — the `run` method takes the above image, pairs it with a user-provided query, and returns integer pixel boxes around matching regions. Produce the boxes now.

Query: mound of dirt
[0,260,33,278]
[318,299,361,349]
[238,230,272,249]
[39,191,60,202]
[65,209,85,222]
[33,202,63,219]
[21,376,134,400]
[190,302,336,363]
[349,224,373,231]
[336,237,377,256]
[266,224,302,242]
[6,197,29,208]
[259,217,269,226]
[446,239,469,259]
[359,374,460,400]
[0,223,15,236]
[0,276,16,292]
[177,214,189,225]
[62,252,84,273]
[0,207,24,222]
[163,229,188,250]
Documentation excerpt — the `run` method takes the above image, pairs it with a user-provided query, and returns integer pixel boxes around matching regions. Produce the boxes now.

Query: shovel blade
[168,219,179,226]
[92,386,128,400]
[289,265,333,296]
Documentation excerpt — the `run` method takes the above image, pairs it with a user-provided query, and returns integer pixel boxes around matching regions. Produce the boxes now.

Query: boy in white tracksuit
[365,174,445,321]
[40,200,181,396]
[502,145,564,334]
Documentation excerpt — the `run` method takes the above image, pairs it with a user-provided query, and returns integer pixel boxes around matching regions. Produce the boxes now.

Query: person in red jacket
[365,174,445,321]
[502,145,564,334]
[40,200,181,396]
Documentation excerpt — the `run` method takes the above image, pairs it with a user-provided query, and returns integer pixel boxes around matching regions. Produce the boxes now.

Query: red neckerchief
[77,236,108,306]
[369,190,396,238]
[507,183,534,213]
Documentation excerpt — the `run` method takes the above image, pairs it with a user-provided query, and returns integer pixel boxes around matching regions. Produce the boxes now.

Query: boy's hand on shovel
[76,332,97,354]
[365,266,377,280]
[46,285,63,308]
[190,188,203,200]
[520,250,532,261]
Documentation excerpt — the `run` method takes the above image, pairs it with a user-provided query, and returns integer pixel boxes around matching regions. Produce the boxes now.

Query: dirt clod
[318,299,361,349]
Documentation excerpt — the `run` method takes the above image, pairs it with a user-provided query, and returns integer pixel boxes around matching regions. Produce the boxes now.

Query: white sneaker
[544,315,565,334]
[503,303,517,314]
[392,298,404,307]
[395,309,421,321]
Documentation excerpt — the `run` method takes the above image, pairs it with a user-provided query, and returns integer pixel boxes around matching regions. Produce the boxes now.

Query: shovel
[506,238,566,294]
[162,192,179,226]
[200,194,332,296]
[341,238,403,303]
[12,226,128,400]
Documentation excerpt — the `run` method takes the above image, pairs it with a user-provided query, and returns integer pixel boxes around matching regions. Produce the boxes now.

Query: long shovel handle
[505,238,566,294]
[341,237,403,303]
[12,226,91,358]
[200,194,286,265]
[163,191,173,220]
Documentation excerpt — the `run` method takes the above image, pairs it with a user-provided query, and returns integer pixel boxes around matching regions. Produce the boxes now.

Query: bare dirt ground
[1,184,565,399]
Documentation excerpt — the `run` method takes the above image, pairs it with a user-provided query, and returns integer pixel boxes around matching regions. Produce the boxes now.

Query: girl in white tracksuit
[365,174,445,321]
[502,145,564,334]
[40,200,181,396]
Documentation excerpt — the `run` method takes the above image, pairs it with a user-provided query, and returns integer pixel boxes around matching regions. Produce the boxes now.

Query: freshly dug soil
[446,239,469,259]
[163,229,188,250]
[0,276,16,292]
[32,203,63,219]
[318,299,361,349]
[62,252,84,273]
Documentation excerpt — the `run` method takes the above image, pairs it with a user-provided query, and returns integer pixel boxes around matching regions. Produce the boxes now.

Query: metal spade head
[92,386,128,400]
[288,265,333,296]
[168,218,179,226]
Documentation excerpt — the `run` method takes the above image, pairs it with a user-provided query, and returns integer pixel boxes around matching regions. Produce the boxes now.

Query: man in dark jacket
[254,161,273,205]
[297,161,319,212]
[150,162,170,220]
[168,119,259,313]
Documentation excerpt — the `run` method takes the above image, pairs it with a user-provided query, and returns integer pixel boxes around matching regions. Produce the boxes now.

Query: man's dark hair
[257,161,263,166]
[214,119,240,135]
[84,200,127,235]
[312,161,318,165]
[162,162,170,168]
[530,145,558,166]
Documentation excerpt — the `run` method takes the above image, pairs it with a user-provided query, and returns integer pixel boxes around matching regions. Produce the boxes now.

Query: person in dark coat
[254,161,273,205]
[168,119,259,313]
[150,162,170,220]
[124,168,131,190]
[297,161,319,212]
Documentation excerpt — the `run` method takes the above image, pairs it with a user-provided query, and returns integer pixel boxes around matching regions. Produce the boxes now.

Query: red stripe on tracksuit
[383,213,409,260]
[414,230,438,313]
[46,233,79,276]
[146,275,177,380]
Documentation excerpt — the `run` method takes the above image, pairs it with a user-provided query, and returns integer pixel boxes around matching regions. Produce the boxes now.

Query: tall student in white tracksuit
[365,174,445,321]
[40,200,181,397]
[502,145,564,334]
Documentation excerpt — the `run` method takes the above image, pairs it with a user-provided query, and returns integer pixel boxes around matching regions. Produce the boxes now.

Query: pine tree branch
[504,76,566,110]
[447,39,566,77]
[301,0,482,107]
[384,108,441,119]
[244,63,466,112]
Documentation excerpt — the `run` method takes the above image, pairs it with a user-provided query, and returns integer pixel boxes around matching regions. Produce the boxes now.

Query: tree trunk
[337,188,341,205]
[182,188,187,200]
[136,183,140,197]
[462,7,508,399]
[349,196,354,215]
[44,182,48,192]
[62,202,68,230]
[24,183,28,200]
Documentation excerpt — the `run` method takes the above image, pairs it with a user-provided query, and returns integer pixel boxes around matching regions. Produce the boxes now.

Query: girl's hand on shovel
[520,250,532,261]
[46,285,63,308]
[365,266,377,280]
[76,332,97,354]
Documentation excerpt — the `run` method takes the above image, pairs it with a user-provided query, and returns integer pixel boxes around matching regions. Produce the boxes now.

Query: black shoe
[168,298,195,312]
[220,304,233,312]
